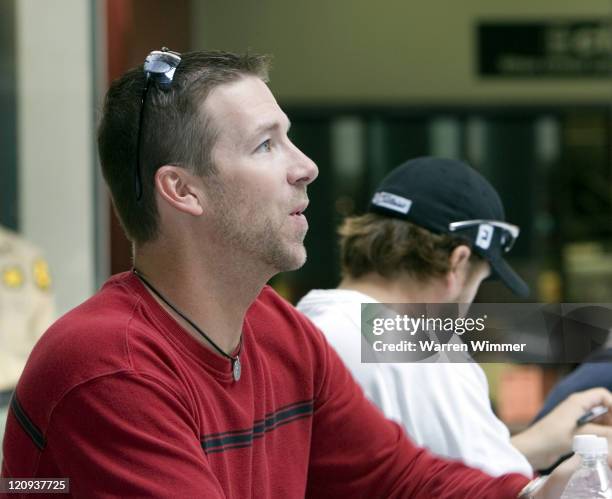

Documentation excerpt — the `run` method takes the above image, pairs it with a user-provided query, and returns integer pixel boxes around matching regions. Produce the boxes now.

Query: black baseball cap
[368,156,529,297]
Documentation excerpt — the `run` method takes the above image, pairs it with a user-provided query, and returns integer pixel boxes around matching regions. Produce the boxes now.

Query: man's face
[202,76,318,273]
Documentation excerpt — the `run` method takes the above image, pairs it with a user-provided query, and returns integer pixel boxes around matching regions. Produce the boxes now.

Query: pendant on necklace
[232,356,241,382]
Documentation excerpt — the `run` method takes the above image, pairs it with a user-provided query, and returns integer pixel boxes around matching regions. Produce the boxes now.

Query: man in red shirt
[1,49,581,497]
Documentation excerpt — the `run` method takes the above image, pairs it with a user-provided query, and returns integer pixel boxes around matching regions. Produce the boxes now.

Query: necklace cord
[132,269,243,363]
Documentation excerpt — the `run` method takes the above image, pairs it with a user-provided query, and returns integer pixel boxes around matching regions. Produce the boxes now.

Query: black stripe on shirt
[10,393,46,451]
[201,399,313,454]
[202,398,313,440]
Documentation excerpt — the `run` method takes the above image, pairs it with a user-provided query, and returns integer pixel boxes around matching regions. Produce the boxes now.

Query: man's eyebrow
[252,118,292,136]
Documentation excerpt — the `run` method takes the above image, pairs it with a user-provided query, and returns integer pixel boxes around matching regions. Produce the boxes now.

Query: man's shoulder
[19,273,146,394]
[249,285,305,323]
[8,275,142,434]
[246,285,329,356]
[45,272,141,343]
[251,285,336,333]
[297,288,372,313]
[296,288,365,333]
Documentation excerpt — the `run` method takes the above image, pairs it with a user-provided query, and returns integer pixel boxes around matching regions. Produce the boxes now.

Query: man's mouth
[290,201,309,216]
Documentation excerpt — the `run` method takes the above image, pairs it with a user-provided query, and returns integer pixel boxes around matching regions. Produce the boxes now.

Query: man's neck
[134,242,268,355]
[338,273,448,303]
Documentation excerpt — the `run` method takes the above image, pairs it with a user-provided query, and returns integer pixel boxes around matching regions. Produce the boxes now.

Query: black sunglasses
[134,47,182,200]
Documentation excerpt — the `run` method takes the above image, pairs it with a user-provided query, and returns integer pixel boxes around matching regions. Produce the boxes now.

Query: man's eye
[256,139,271,153]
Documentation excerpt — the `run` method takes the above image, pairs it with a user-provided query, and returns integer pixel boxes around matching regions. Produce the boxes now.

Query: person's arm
[306,329,529,498]
[532,454,580,499]
[511,387,612,470]
[38,372,226,498]
[388,362,532,477]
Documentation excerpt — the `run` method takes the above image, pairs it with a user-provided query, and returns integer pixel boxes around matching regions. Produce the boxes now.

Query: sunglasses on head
[448,219,519,253]
[134,47,182,200]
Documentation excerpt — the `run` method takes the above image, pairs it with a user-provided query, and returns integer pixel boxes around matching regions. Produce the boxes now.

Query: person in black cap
[368,155,528,297]
[298,156,612,478]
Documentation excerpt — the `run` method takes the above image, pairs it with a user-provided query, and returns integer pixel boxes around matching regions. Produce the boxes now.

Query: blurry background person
[530,336,612,473]
[298,157,612,477]
[537,345,612,422]
[0,225,55,461]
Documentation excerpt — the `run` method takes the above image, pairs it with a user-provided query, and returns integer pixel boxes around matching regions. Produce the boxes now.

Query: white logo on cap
[372,192,412,215]
[476,224,494,250]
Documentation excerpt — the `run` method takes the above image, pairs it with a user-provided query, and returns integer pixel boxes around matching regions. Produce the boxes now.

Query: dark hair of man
[98,50,270,245]
[338,214,477,282]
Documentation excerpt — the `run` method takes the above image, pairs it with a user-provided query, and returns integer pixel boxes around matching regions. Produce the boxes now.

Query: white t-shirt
[297,288,532,478]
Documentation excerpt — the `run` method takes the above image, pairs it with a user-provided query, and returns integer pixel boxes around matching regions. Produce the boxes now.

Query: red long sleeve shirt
[1,272,529,498]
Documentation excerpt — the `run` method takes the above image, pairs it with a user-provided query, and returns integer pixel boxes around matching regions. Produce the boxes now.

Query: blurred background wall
[2,0,96,315]
[192,0,611,103]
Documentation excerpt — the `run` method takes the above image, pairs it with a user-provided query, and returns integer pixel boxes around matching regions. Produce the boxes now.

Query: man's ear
[446,245,472,290]
[449,245,472,274]
[154,166,204,216]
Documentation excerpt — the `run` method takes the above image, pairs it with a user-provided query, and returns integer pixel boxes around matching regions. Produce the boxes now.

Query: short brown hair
[97,50,270,244]
[339,214,473,281]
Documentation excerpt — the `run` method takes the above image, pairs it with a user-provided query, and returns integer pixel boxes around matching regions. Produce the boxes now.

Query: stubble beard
[211,189,307,274]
